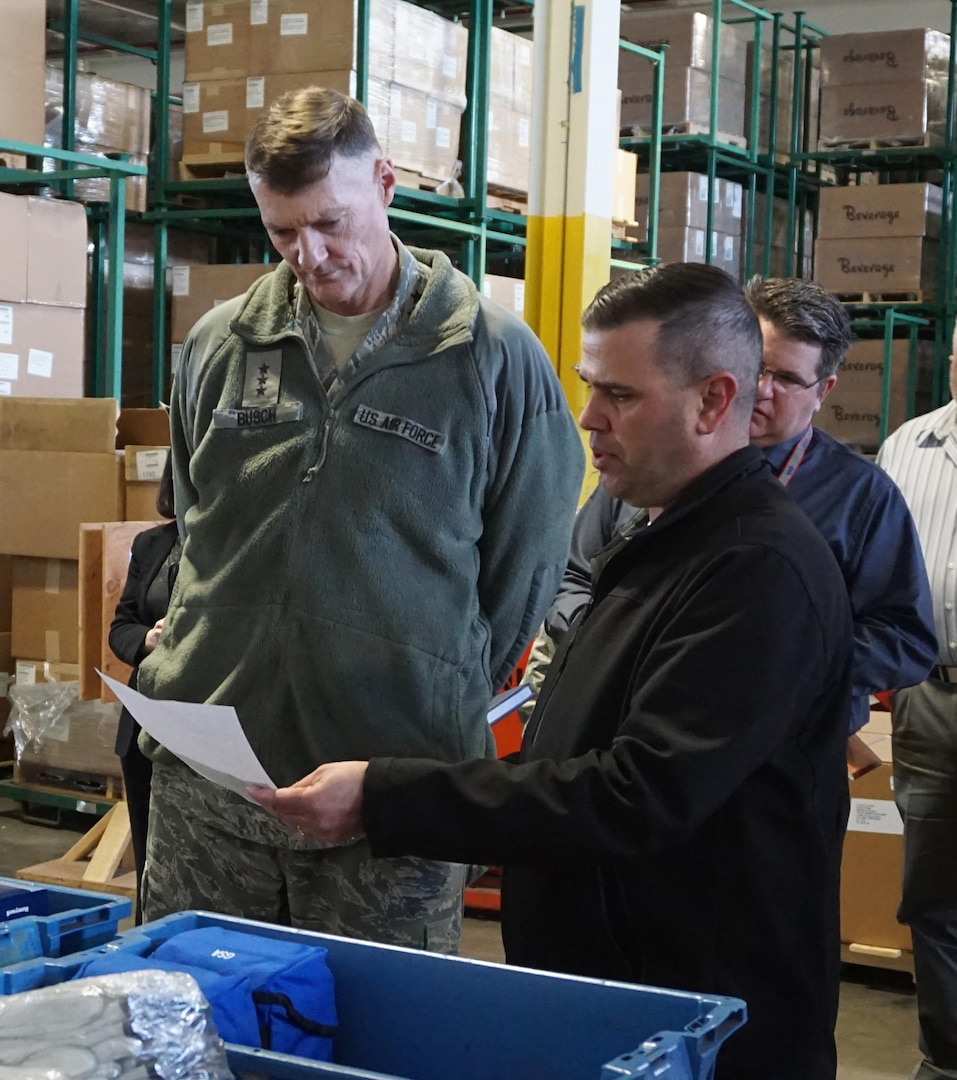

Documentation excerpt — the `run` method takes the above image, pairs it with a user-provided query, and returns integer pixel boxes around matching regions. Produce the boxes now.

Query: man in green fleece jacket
[135,87,584,951]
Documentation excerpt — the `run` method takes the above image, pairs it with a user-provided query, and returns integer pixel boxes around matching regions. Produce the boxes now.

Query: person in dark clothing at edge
[108,455,181,923]
[524,277,936,745]
[252,263,854,1080]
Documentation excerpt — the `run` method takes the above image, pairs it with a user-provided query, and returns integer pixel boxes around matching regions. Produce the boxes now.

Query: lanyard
[776,424,813,488]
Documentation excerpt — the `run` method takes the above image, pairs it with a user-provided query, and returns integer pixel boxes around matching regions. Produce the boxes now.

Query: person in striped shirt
[877,339,957,1080]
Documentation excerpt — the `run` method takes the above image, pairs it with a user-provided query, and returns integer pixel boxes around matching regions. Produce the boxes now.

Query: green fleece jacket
[137,244,584,787]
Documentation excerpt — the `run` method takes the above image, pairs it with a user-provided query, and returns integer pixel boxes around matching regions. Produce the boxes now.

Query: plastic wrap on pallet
[0,969,234,1079]
[744,43,821,155]
[819,28,950,88]
[393,0,467,109]
[367,75,463,184]
[5,681,122,779]
[818,70,949,147]
[45,66,150,155]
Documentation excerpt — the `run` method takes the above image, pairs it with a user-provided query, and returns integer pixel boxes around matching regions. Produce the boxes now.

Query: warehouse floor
[0,799,920,1077]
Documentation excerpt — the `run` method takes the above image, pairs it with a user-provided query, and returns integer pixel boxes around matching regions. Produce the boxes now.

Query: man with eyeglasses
[875,332,957,1080]
[745,277,935,737]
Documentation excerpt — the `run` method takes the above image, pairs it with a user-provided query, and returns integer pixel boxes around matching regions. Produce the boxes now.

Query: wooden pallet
[179,153,247,181]
[836,290,933,305]
[486,190,527,215]
[818,133,944,151]
[0,152,27,170]
[621,122,748,149]
[393,167,444,193]
[14,761,124,802]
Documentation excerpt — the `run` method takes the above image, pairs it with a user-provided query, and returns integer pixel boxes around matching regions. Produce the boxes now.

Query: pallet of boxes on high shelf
[747,191,815,280]
[814,181,943,303]
[632,171,744,280]
[817,28,950,150]
[44,67,151,213]
[618,8,748,146]
[181,0,468,190]
[745,36,820,160]
[0,0,44,168]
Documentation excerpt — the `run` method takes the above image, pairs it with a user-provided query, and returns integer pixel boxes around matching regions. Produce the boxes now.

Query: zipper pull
[303,418,332,483]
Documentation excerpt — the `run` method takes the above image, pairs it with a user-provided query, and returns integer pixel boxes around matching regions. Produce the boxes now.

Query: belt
[932,665,957,683]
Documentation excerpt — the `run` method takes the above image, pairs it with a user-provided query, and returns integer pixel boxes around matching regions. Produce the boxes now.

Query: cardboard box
[820,29,949,87]
[0,397,117,453]
[116,409,171,450]
[841,712,911,956]
[817,183,942,241]
[619,65,746,141]
[814,236,939,296]
[11,557,79,664]
[744,44,821,155]
[481,275,525,318]
[0,556,10,633]
[618,10,746,76]
[613,150,638,224]
[634,172,723,242]
[45,66,151,159]
[171,264,275,344]
[184,0,250,81]
[815,339,933,452]
[0,0,45,148]
[13,659,80,685]
[0,194,30,303]
[491,25,533,113]
[26,197,88,308]
[0,304,86,399]
[16,695,122,779]
[125,483,163,522]
[487,102,530,194]
[390,0,467,107]
[819,80,947,146]
[656,227,740,280]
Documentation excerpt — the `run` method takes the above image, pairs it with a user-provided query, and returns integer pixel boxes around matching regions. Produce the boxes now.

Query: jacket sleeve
[841,478,937,714]
[476,314,585,689]
[108,536,152,668]
[364,543,847,866]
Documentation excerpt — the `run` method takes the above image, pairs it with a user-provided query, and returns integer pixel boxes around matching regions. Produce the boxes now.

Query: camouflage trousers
[142,760,466,953]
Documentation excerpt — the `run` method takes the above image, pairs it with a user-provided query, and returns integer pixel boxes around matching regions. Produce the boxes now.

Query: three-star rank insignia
[242,350,282,407]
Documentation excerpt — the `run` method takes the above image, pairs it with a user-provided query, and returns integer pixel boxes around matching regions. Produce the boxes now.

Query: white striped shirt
[877,400,957,663]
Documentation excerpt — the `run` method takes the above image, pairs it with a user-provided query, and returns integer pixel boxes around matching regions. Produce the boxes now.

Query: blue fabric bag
[152,927,337,1061]
[75,951,260,1046]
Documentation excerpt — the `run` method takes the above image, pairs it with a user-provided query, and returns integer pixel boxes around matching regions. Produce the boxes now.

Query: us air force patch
[352,404,447,453]
[243,349,282,407]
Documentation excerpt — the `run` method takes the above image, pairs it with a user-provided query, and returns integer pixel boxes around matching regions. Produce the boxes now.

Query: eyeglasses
[758,362,825,394]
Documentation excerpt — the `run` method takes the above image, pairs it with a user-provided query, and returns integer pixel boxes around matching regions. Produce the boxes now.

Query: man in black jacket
[252,264,854,1080]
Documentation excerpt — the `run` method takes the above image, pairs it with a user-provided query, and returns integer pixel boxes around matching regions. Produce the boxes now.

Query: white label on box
[695,231,705,257]
[0,383,10,396]
[848,797,903,835]
[250,0,268,25]
[15,661,37,686]
[0,353,17,380]
[186,2,203,32]
[203,110,229,134]
[435,126,451,149]
[698,175,708,202]
[426,100,438,129]
[280,13,308,35]
[518,117,529,148]
[390,85,403,111]
[208,23,233,46]
[518,41,531,66]
[182,82,200,114]
[135,448,170,482]
[171,343,184,372]
[724,235,734,261]
[0,305,12,346]
[514,281,525,312]
[401,120,417,143]
[441,54,458,78]
[246,76,265,109]
[28,350,53,378]
[733,185,742,218]
[172,266,191,296]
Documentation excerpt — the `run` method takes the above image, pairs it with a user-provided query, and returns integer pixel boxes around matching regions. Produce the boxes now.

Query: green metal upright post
[459,0,491,284]
[61,0,80,199]
[104,174,128,401]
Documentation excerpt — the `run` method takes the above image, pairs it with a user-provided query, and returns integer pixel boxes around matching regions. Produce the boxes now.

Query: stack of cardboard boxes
[0,1,45,164]
[0,193,88,399]
[744,41,820,157]
[44,67,152,213]
[182,0,467,183]
[618,9,748,144]
[487,26,534,195]
[814,181,942,299]
[818,29,950,147]
[748,192,815,280]
[633,171,743,280]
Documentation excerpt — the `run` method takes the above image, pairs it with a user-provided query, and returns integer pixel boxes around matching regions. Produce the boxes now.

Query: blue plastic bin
[0,910,744,1080]
[0,876,130,980]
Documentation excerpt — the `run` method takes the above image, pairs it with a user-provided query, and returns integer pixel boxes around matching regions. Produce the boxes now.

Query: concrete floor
[0,798,924,1077]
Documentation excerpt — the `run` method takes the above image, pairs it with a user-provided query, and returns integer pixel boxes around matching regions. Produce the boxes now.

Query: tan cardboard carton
[487,103,530,194]
[184,0,250,81]
[491,25,533,112]
[481,275,525,319]
[0,1,45,148]
[0,397,117,453]
[820,29,949,87]
[27,197,88,308]
[0,556,10,633]
[16,695,122,779]
[391,1,467,107]
[0,194,29,303]
[814,236,939,296]
[618,10,746,76]
[0,304,86,399]
[634,172,722,242]
[817,183,942,240]
[171,264,275,344]
[613,151,638,224]
[116,409,171,450]
[656,227,740,279]
[819,80,947,146]
[619,65,746,141]
[121,443,168,521]
[11,557,79,664]
[125,483,163,522]
[841,712,911,957]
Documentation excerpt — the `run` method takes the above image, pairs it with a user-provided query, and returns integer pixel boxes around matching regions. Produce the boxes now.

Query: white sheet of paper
[98,672,275,801]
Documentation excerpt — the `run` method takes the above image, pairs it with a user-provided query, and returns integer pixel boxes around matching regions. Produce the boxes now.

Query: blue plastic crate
[0,910,744,1080]
[0,876,130,979]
